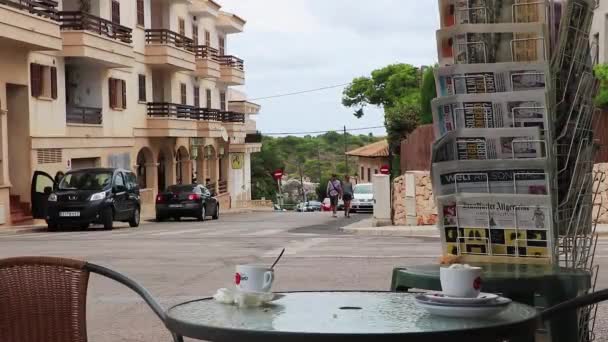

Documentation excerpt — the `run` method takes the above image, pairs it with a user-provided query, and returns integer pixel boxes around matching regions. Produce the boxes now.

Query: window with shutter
[180,83,187,105]
[30,63,42,97]
[220,91,226,111]
[111,0,120,24]
[138,74,146,102]
[192,24,198,45]
[179,18,185,36]
[136,0,145,26]
[109,78,117,109]
[121,80,127,109]
[205,30,211,46]
[206,89,212,109]
[51,67,57,99]
[219,36,225,55]
[194,86,200,107]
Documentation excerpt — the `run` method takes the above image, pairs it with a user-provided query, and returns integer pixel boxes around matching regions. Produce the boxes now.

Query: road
[0,211,607,341]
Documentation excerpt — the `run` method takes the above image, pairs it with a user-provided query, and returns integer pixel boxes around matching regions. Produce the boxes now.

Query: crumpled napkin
[213,288,275,308]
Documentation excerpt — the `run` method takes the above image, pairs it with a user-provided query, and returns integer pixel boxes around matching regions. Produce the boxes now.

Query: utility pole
[317,142,322,183]
[344,125,349,175]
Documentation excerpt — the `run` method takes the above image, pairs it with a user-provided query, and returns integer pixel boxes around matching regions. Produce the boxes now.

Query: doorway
[6,84,31,204]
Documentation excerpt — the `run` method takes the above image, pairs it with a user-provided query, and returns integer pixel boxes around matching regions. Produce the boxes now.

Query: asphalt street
[0,211,607,341]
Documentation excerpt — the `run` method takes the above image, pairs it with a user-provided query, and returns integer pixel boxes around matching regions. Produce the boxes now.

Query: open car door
[31,171,56,219]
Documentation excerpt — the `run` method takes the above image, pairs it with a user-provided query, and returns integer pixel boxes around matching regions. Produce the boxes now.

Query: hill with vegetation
[251,132,381,200]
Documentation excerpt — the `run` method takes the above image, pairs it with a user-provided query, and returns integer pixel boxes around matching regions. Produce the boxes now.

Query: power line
[262,125,385,136]
[248,83,351,101]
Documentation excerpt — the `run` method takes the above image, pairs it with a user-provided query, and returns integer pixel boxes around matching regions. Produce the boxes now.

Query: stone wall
[393,171,437,226]
[593,163,608,223]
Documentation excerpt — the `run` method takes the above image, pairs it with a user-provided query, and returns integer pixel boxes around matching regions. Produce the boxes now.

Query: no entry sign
[273,169,284,180]
[380,165,390,175]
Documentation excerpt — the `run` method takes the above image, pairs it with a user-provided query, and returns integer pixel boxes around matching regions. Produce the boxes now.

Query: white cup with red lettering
[440,265,483,298]
[235,265,274,293]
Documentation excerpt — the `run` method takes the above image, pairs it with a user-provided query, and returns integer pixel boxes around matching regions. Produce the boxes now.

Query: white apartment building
[592,0,607,63]
[0,0,262,225]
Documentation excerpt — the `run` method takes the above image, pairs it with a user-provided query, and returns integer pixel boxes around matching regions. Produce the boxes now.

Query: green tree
[420,66,437,124]
[594,64,608,108]
[342,63,423,150]
[250,138,284,200]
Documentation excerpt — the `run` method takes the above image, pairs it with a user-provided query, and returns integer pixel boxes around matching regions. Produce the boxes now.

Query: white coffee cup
[235,265,274,293]
[440,266,483,298]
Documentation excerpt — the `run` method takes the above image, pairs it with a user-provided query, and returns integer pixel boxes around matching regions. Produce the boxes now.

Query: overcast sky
[220,0,439,136]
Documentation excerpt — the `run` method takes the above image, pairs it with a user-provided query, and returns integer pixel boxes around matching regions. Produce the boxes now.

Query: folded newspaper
[437,193,553,259]
[432,89,549,137]
[437,23,549,66]
[435,62,551,97]
[432,127,544,162]
[439,0,548,27]
[431,159,550,197]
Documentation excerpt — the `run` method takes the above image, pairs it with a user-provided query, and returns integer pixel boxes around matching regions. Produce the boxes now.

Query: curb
[341,227,440,238]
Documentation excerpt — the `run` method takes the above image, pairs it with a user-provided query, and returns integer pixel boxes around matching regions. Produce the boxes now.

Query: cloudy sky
[219,0,439,136]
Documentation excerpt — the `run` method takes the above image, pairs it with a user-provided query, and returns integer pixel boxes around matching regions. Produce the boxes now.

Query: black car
[31,168,141,231]
[155,184,219,221]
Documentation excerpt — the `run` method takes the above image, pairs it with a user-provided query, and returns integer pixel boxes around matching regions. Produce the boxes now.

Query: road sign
[273,169,284,180]
[380,165,390,175]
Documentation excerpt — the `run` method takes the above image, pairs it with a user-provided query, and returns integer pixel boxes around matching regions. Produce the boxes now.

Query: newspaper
[432,89,548,137]
[437,23,548,65]
[435,62,550,97]
[432,127,543,162]
[437,193,553,258]
[441,0,548,27]
[432,159,549,196]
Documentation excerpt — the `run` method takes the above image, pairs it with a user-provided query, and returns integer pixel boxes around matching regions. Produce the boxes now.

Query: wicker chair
[0,256,183,342]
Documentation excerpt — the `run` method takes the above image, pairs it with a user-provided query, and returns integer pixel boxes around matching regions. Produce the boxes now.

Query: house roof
[346,140,389,158]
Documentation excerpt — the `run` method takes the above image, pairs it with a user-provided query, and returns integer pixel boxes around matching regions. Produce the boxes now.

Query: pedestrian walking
[342,175,354,218]
[326,174,342,218]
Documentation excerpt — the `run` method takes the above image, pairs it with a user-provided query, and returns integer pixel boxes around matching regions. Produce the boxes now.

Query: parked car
[31,168,141,231]
[156,184,219,221]
[351,183,374,213]
[296,201,322,212]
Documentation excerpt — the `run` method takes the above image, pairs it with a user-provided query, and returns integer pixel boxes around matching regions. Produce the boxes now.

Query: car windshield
[59,171,113,191]
[167,185,196,193]
[355,184,373,194]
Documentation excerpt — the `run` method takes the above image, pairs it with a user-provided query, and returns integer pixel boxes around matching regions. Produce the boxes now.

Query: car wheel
[174,216,181,222]
[156,214,165,222]
[198,205,206,221]
[48,221,59,232]
[102,207,114,230]
[212,204,219,220]
[129,207,140,228]
[79,223,89,231]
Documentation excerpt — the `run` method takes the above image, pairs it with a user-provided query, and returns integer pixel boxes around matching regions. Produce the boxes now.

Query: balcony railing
[145,29,193,52]
[245,132,263,143]
[194,45,219,61]
[218,55,244,70]
[147,103,245,123]
[218,180,228,194]
[59,11,132,43]
[67,106,102,125]
[147,103,199,119]
[219,111,245,123]
[0,0,58,20]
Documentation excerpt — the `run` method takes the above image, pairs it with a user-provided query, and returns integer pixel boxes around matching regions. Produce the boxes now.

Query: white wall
[591,1,608,64]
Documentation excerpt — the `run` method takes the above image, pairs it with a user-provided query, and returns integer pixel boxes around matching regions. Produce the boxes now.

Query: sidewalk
[341,219,608,238]
[0,205,273,235]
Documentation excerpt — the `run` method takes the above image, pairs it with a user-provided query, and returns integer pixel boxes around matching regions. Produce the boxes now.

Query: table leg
[503,291,536,342]
[543,287,583,342]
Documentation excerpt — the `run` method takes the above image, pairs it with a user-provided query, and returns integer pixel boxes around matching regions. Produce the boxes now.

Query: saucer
[415,295,512,318]
[423,292,499,305]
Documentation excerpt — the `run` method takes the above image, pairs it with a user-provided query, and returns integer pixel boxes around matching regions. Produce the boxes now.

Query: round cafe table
[165,291,538,342]
[391,264,592,342]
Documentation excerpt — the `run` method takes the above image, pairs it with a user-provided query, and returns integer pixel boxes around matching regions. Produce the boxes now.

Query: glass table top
[167,292,537,335]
